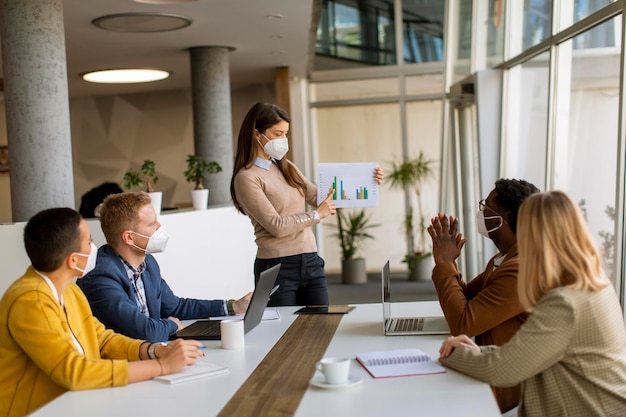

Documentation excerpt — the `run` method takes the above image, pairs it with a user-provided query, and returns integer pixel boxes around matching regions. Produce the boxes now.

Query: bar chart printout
[316,162,379,208]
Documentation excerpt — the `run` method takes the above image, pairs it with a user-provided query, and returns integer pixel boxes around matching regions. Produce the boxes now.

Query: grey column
[0,0,74,222]
[190,47,234,206]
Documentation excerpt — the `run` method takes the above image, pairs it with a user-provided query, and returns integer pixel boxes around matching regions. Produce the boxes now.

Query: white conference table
[32,302,501,417]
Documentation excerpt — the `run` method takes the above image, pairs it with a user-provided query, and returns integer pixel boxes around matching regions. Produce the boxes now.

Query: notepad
[355,348,446,378]
[154,361,229,384]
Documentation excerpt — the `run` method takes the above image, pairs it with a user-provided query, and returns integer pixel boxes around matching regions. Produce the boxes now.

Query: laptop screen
[243,263,281,334]
[381,260,391,321]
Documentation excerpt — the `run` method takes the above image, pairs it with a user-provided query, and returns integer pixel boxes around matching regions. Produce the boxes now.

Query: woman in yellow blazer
[0,208,204,417]
[438,191,626,417]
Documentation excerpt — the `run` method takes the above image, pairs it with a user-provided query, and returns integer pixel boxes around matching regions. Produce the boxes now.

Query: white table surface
[31,302,501,417]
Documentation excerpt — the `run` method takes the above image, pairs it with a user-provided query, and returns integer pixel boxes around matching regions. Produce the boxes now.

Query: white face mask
[74,242,98,277]
[258,132,289,160]
[476,210,503,238]
[130,227,169,254]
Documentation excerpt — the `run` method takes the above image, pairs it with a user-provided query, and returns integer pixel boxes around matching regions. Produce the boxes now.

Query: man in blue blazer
[78,192,252,342]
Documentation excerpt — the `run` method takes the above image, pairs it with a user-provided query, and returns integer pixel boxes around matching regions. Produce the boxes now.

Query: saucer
[310,374,363,390]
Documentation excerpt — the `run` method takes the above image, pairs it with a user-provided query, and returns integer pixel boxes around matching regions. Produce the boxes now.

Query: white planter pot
[147,191,162,215]
[191,189,209,210]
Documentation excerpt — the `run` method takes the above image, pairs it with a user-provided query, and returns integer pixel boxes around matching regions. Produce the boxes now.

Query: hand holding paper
[317,163,379,209]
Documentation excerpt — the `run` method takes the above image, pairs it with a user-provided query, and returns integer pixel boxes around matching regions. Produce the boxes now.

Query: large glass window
[573,0,614,25]
[553,16,621,286]
[315,0,396,70]
[503,52,550,188]
[485,0,506,67]
[452,0,473,81]
[572,10,617,49]
[523,0,552,50]
[314,0,445,71]
[402,0,444,64]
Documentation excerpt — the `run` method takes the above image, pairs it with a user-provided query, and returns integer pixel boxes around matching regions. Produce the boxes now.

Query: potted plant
[123,159,162,214]
[184,155,222,210]
[331,208,379,284]
[387,151,436,281]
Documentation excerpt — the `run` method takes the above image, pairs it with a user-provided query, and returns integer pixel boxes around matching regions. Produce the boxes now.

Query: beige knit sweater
[233,159,321,259]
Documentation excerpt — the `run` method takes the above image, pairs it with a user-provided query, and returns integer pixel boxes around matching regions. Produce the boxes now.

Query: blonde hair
[99,192,152,246]
[517,191,609,310]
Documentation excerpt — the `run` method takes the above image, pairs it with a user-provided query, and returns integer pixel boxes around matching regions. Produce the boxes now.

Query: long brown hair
[517,191,609,310]
[230,103,306,214]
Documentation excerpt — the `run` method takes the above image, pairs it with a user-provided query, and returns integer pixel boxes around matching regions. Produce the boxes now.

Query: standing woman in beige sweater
[230,103,382,306]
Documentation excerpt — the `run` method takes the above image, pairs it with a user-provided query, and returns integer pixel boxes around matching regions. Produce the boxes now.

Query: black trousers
[254,252,329,307]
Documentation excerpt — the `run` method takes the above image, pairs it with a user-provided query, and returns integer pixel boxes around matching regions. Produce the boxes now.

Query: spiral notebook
[355,348,446,378]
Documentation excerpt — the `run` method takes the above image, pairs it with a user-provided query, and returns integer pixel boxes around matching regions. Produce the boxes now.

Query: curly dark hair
[493,178,540,234]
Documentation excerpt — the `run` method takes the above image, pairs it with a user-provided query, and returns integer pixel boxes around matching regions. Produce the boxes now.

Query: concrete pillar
[189,47,234,206]
[0,0,74,221]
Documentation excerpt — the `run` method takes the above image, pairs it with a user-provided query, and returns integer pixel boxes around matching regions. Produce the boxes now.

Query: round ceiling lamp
[82,69,170,84]
[92,12,192,33]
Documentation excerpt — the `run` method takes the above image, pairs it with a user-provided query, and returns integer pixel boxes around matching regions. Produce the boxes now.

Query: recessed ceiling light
[82,69,170,84]
[266,14,284,19]
[270,34,285,39]
[92,13,192,33]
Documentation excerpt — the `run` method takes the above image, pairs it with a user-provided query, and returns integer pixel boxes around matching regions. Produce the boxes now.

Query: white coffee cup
[220,319,245,349]
[316,357,351,384]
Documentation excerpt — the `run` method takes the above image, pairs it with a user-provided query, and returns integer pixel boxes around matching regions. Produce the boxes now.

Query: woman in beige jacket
[439,191,626,417]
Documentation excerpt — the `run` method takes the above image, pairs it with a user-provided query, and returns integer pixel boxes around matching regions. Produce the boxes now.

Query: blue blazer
[78,245,226,342]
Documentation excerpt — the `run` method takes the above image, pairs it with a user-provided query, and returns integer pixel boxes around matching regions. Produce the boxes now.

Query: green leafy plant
[387,151,436,266]
[184,155,222,190]
[123,159,158,192]
[331,208,379,260]
[598,205,615,281]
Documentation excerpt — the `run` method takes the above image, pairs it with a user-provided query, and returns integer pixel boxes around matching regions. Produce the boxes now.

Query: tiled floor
[326,272,439,305]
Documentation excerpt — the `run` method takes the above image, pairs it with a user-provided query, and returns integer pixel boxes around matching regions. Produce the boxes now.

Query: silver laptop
[174,263,280,340]
[382,260,450,336]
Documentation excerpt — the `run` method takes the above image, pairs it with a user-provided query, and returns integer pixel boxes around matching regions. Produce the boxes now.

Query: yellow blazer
[0,267,145,417]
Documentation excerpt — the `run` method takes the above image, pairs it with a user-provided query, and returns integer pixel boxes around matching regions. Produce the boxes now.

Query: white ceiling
[60,0,315,97]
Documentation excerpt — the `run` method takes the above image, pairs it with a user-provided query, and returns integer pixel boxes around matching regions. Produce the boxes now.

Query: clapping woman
[438,191,626,417]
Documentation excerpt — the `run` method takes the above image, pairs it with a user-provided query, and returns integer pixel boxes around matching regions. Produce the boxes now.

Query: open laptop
[173,263,281,340]
[382,260,450,336]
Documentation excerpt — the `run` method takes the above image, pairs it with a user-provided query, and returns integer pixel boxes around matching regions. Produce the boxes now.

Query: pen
[270,284,280,296]
[197,345,206,350]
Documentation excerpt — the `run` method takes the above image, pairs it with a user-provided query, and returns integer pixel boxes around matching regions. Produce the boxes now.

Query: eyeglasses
[479,199,506,221]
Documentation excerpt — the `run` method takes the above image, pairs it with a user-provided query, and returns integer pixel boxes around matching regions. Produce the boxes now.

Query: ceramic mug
[220,319,245,349]
[316,357,351,384]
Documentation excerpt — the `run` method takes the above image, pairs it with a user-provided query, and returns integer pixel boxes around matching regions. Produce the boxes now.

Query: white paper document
[317,162,379,208]
[154,360,229,384]
[209,309,281,321]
